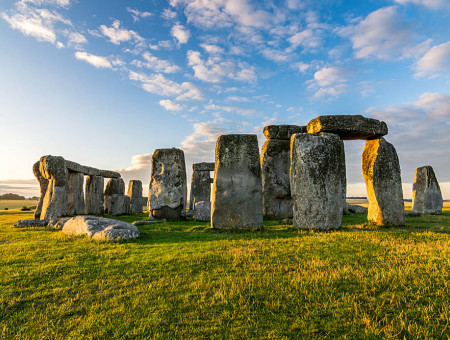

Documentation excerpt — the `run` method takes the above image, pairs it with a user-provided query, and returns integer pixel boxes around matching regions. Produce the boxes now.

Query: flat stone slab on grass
[13,220,49,228]
[62,216,140,241]
[307,115,388,140]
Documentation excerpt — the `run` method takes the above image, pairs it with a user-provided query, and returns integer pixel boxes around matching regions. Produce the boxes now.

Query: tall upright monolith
[67,172,84,215]
[412,166,443,214]
[211,134,263,230]
[85,175,104,216]
[32,161,49,220]
[128,180,143,213]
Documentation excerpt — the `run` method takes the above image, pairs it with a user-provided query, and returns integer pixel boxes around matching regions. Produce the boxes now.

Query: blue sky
[0,0,449,198]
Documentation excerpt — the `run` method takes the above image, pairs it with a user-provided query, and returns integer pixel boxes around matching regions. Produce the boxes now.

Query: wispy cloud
[75,51,112,68]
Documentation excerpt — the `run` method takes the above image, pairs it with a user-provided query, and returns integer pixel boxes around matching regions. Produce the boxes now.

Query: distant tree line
[0,193,39,200]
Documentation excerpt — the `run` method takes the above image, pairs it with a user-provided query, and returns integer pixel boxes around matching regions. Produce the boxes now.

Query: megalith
[261,125,306,219]
[104,178,127,216]
[189,162,214,211]
[85,175,104,215]
[362,138,404,226]
[412,166,443,214]
[127,180,143,213]
[211,134,263,230]
[148,148,187,220]
[39,155,68,220]
[67,172,85,215]
[32,161,49,220]
[290,133,344,229]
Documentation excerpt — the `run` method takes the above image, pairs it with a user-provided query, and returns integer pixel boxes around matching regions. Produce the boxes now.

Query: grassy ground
[1,208,450,339]
[0,200,39,210]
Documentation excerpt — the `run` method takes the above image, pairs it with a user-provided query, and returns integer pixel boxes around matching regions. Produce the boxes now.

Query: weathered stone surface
[339,139,347,210]
[211,134,263,230]
[412,166,443,214]
[127,180,143,213]
[186,209,194,218]
[345,205,368,214]
[362,138,404,226]
[47,217,71,230]
[85,175,104,215]
[307,115,388,140]
[189,170,212,210]
[282,218,293,225]
[290,133,344,230]
[193,162,215,171]
[104,178,126,215]
[148,148,187,220]
[263,125,307,140]
[13,220,49,228]
[39,155,68,186]
[65,160,120,178]
[261,139,293,219]
[32,161,48,220]
[67,172,84,215]
[132,220,160,226]
[62,216,140,241]
[194,201,211,222]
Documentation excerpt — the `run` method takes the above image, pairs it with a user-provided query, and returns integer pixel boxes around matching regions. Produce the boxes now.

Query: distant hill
[0,193,26,200]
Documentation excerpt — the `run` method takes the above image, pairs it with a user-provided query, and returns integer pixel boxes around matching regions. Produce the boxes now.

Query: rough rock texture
[13,220,49,228]
[67,172,84,215]
[132,220,160,226]
[261,139,293,219]
[211,134,263,230]
[127,180,143,213]
[47,217,71,230]
[345,205,368,214]
[264,125,307,140]
[148,148,187,220]
[186,210,194,218]
[307,115,388,140]
[62,216,140,241]
[290,133,344,230]
[32,161,48,220]
[339,139,347,210]
[104,178,126,215]
[39,156,69,220]
[412,166,443,214]
[362,138,404,226]
[193,162,215,171]
[65,160,120,178]
[85,175,104,215]
[194,201,211,222]
[189,169,212,210]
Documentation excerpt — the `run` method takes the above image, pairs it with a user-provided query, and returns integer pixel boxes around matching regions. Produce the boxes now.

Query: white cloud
[260,48,291,62]
[200,44,225,54]
[18,0,71,7]
[159,99,183,111]
[338,6,419,60]
[307,66,353,99]
[149,40,174,50]
[99,20,144,45]
[291,61,311,72]
[204,103,259,117]
[132,52,181,73]
[75,51,112,68]
[171,23,190,45]
[129,71,204,101]
[394,0,449,9]
[414,92,450,118]
[415,41,450,78]
[287,28,321,52]
[127,7,152,22]
[161,8,177,20]
[187,50,256,83]
[67,31,87,48]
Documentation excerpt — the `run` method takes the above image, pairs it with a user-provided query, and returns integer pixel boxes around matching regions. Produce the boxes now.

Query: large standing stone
[62,216,140,241]
[211,134,263,230]
[104,178,126,215]
[194,201,211,221]
[263,125,307,140]
[307,115,388,140]
[127,180,143,213]
[189,167,213,210]
[412,166,443,214]
[290,133,344,229]
[148,148,187,220]
[362,138,404,226]
[67,172,84,215]
[339,139,347,210]
[85,175,104,216]
[39,155,68,220]
[32,161,49,220]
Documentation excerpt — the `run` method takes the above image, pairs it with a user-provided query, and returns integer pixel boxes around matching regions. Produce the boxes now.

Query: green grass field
[1,207,450,339]
[0,200,39,210]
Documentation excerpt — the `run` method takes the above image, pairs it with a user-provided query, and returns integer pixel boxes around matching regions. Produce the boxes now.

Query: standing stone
[67,172,84,215]
[128,180,143,213]
[194,201,211,222]
[85,175,104,216]
[339,139,347,211]
[189,164,214,210]
[104,178,126,215]
[362,138,404,226]
[148,148,187,220]
[32,161,49,220]
[211,134,263,230]
[412,166,443,214]
[39,155,68,220]
[290,133,344,229]
[261,125,307,219]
